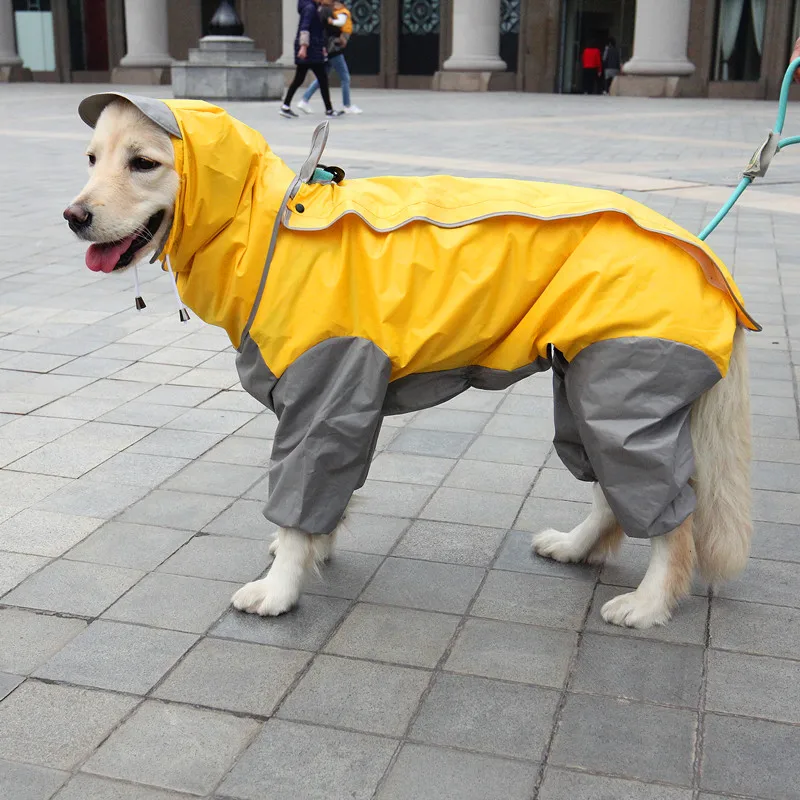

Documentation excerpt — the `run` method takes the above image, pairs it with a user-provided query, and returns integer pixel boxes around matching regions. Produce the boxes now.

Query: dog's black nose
[63,204,92,232]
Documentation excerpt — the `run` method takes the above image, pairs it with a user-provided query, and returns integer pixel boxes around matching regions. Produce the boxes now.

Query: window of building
[713,0,765,81]
[13,0,56,71]
[501,0,521,73]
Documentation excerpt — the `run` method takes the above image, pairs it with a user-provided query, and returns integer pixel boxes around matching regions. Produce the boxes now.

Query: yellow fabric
[336,6,353,35]
[159,100,756,382]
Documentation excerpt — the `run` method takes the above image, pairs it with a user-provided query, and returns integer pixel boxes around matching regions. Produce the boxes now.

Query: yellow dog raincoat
[78,94,759,539]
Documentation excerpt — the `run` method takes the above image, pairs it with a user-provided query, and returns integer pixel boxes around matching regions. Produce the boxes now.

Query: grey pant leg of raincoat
[551,338,722,539]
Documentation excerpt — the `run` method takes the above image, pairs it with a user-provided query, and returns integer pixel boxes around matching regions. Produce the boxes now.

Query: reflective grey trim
[383,358,550,416]
[239,176,301,347]
[559,337,722,539]
[236,333,279,412]
[267,337,390,535]
[78,93,182,138]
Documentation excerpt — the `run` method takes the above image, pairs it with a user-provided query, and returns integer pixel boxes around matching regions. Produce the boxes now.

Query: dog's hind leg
[601,514,695,629]
[532,483,623,565]
[268,527,338,564]
[232,527,312,616]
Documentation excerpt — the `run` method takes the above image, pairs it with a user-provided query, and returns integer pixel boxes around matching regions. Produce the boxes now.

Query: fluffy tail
[691,326,752,583]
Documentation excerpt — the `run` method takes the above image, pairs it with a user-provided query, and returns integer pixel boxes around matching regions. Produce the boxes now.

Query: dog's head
[65,96,179,273]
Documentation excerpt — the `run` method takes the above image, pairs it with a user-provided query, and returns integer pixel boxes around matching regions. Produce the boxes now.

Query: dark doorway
[500,0,521,72]
[67,0,109,72]
[347,0,381,75]
[398,0,440,75]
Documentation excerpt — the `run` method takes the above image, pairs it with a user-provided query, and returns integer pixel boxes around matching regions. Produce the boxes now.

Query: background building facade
[2,0,800,99]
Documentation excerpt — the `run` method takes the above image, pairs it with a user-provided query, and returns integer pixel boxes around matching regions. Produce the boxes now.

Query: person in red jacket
[581,43,603,95]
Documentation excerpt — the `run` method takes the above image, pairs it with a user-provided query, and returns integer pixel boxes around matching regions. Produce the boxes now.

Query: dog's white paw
[231,575,300,617]
[268,536,279,556]
[532,528,586,563]
[600,590,671,629]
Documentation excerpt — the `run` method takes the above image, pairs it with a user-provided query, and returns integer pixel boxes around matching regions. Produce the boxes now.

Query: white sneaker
[298,99,313,114]
[344,104,363,115]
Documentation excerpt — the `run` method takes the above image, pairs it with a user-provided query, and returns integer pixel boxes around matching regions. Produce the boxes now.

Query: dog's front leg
[232,527,312,616]
[601,515,695,629]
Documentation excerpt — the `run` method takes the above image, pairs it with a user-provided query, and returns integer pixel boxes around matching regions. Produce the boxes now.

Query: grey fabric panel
[551,348,595,483]
[235,334,279,413]
[267,337,391,535]
[564,338,722,539]
[78,93,182,138]
[383,357,550,416]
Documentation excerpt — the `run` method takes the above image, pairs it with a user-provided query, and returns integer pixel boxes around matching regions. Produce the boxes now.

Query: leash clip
[742,130,779,179]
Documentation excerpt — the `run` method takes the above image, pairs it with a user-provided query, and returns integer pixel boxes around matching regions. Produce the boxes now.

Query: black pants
[284,64,333,111]
[582,68,600,95]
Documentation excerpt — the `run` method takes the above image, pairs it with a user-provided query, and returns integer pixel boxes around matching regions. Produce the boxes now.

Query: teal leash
[698,57,800,241]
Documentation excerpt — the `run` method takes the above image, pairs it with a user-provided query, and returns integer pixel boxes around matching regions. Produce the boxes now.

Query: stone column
[113,0,172,84]
[277,0,296,66]
[434,0,505,89]
[0,0,28,81]
[613,0,694,97]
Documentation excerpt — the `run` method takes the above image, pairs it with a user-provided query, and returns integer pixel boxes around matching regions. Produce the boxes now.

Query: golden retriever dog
[65,94,754,629]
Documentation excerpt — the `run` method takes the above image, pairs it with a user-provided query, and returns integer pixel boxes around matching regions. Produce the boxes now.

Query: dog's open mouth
[85,210,165,273]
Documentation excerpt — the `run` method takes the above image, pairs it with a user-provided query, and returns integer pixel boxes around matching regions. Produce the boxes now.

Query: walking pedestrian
[299,0,362,115]
[581,42,603,95]
[602,37,621,94]
[279,0,344,119]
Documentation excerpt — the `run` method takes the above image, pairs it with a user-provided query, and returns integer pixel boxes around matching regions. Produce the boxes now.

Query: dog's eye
[130,157,159,172]
[87,154,96,166]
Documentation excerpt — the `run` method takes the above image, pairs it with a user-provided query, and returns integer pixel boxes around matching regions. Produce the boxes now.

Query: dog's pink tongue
[85,236,135,273]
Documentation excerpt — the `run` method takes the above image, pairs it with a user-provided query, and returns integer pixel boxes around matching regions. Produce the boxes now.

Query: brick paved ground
[1,83,800,800]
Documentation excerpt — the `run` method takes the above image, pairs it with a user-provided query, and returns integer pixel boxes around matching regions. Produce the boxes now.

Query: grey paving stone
[463,434,551,466]
[8,440,118,478]
[98,401,188,428]
[350,480,434,518]
[128,428,227,459]
[387,428,473,458]
[219,719,397,800]
[472,571,593,629]
[278,654,430,737]
[81,452,191,490]
[445,617,576,687]
[705,649,800,723]
[0,681,138,770]
[153,638,309,716]
[53,774,196,800]
[752,436,800,464]
[749,521,800,562]
[325,603,459,668]
[0,471,70,507]
[136,384,219,407]
[443,458,538,495]
[539,768,693,800]
[0,608,86,674]
[34,480,151,519]
[162,460,264,496]
[0,509,103,557]
[753,488,800,524]
[483,412,554,441]
[393,520,506,566]
[600,544,708,596]
[199,390,264,413]
[362,557,484,614]
[376,743,537,800]
[306,550,382,599]
[0,759,69,800]
[336,513,410,555]
[164,407,255,435]
[202,498,274,538]
[408,408,490,433]
[515,496,591,533]
[33,620,197,694]
[234,412,279,438]
[532,468,594,503]
[411,672,559,760]
[420,486,524,528]
[103,572,238,634]
[0,552,49,596]
[157,534,272,583]
[496,529,599,581]
[572,633,704,707]
[586,584,709,645]
[751,414,799,438]
[550,693,696,786]
[200,435,271,467]
[0,673,22,701]
[716,557,800,607]
[119,490,234,532]
[66,522,194,571]
[710,598,800,659]
[212,594,350,651]
[368,452,455,485]
[2,560,144,617]
[498,393,553,417]
[701,713,800,800]
[83,700,260,796]
[0,414,84,442]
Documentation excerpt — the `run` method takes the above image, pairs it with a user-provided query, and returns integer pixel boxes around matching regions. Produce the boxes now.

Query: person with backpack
[279,0,344,119]
[602,37,621,94]
[299,0,362,115]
